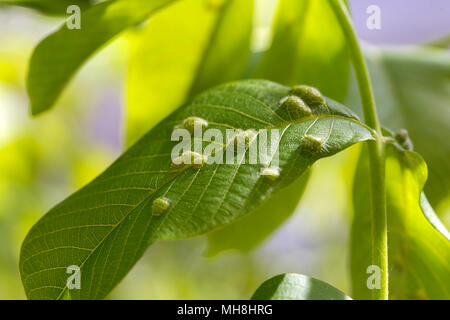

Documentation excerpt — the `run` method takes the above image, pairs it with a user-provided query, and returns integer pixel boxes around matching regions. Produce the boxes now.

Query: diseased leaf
[127,0,253,144]
[27,0,177,115]
[20,80,374,299]
[251,273,351,300]
[347,46,450,206]
[0,0,93,15]
[255,0,350,103]
[350,141,450,300]
[207,170,310,256]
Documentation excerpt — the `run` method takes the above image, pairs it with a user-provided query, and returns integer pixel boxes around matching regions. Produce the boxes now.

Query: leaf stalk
[329,0,388,300]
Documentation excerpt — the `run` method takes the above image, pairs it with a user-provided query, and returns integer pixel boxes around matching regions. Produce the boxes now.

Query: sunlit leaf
[20,80,374,299]
[254,0,350,103]
[347,46,450,206]
[126,0,253,144]
[251,273,351,300]
[350,140,450,300]
[27,0,177,115]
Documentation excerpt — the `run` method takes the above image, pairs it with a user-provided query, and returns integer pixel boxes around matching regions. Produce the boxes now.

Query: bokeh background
[0,0,449,299]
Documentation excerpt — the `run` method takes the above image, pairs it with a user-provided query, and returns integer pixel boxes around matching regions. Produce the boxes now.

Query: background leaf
[251,273,351,300]
[20,80,373,299]
[0,0,94,15]
[254,0,350,103]
[350,142,450,300]
[27,0,177,115]
[346,46,450,207]
[126,0,253,145]
[207,170,310,256]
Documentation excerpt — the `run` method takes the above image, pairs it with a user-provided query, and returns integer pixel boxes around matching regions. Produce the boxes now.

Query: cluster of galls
[151,117,210,216]
[153,85,328,215]
[280,85,326,154]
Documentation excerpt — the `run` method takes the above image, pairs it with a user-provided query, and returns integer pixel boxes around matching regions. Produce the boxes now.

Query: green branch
[329,0,388,300]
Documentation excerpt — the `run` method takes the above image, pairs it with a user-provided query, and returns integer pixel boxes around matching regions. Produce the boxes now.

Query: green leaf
[0,0,94,15]
[350,142,450,300]
[27,0,177,115]
[347,46,450,206]
[207,170,310,256]
[20,80,374,299]
[254,0,350,103]
[127,0,253,144]
[251,273,351,300]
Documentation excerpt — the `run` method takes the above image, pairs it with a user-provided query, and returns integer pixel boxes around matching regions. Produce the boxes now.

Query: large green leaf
[126,0,253,144]
[254,0,350,103]
[20,80,374,299]
[27,0,177,115]
[207,170,310,256]
[0,0,94,15]
[347,46,450,206]
[351,141,450,300]
[251,273,350,300]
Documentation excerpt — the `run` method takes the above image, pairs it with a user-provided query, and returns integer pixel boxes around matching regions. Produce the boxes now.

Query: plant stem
[329,0,388,300]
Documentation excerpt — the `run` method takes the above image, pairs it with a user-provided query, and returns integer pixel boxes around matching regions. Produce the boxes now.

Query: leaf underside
[20,80,373,300]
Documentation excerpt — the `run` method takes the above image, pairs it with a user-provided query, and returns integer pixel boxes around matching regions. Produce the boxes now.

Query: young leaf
[20,80,374,299]
[207,170,310,256]
[251,273,351,300]
[127,0,253,144]
[254,0,350,103]
[27,0,177,115]
[351,142,450,300]
[347,46,450,206]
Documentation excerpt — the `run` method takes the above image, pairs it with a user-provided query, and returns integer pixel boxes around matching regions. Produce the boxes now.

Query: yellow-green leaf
[27,0,177,115]
[126,0,253,144]
[351,142,450,299]
[255,0,350,103]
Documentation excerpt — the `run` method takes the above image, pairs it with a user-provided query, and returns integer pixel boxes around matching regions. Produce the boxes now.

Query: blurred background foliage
[0,0,449,299]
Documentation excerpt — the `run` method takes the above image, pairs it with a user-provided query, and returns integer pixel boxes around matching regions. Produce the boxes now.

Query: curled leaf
[20,80,373,299]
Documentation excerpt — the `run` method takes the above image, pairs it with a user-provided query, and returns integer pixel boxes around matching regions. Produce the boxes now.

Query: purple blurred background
[350,0,450,44]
